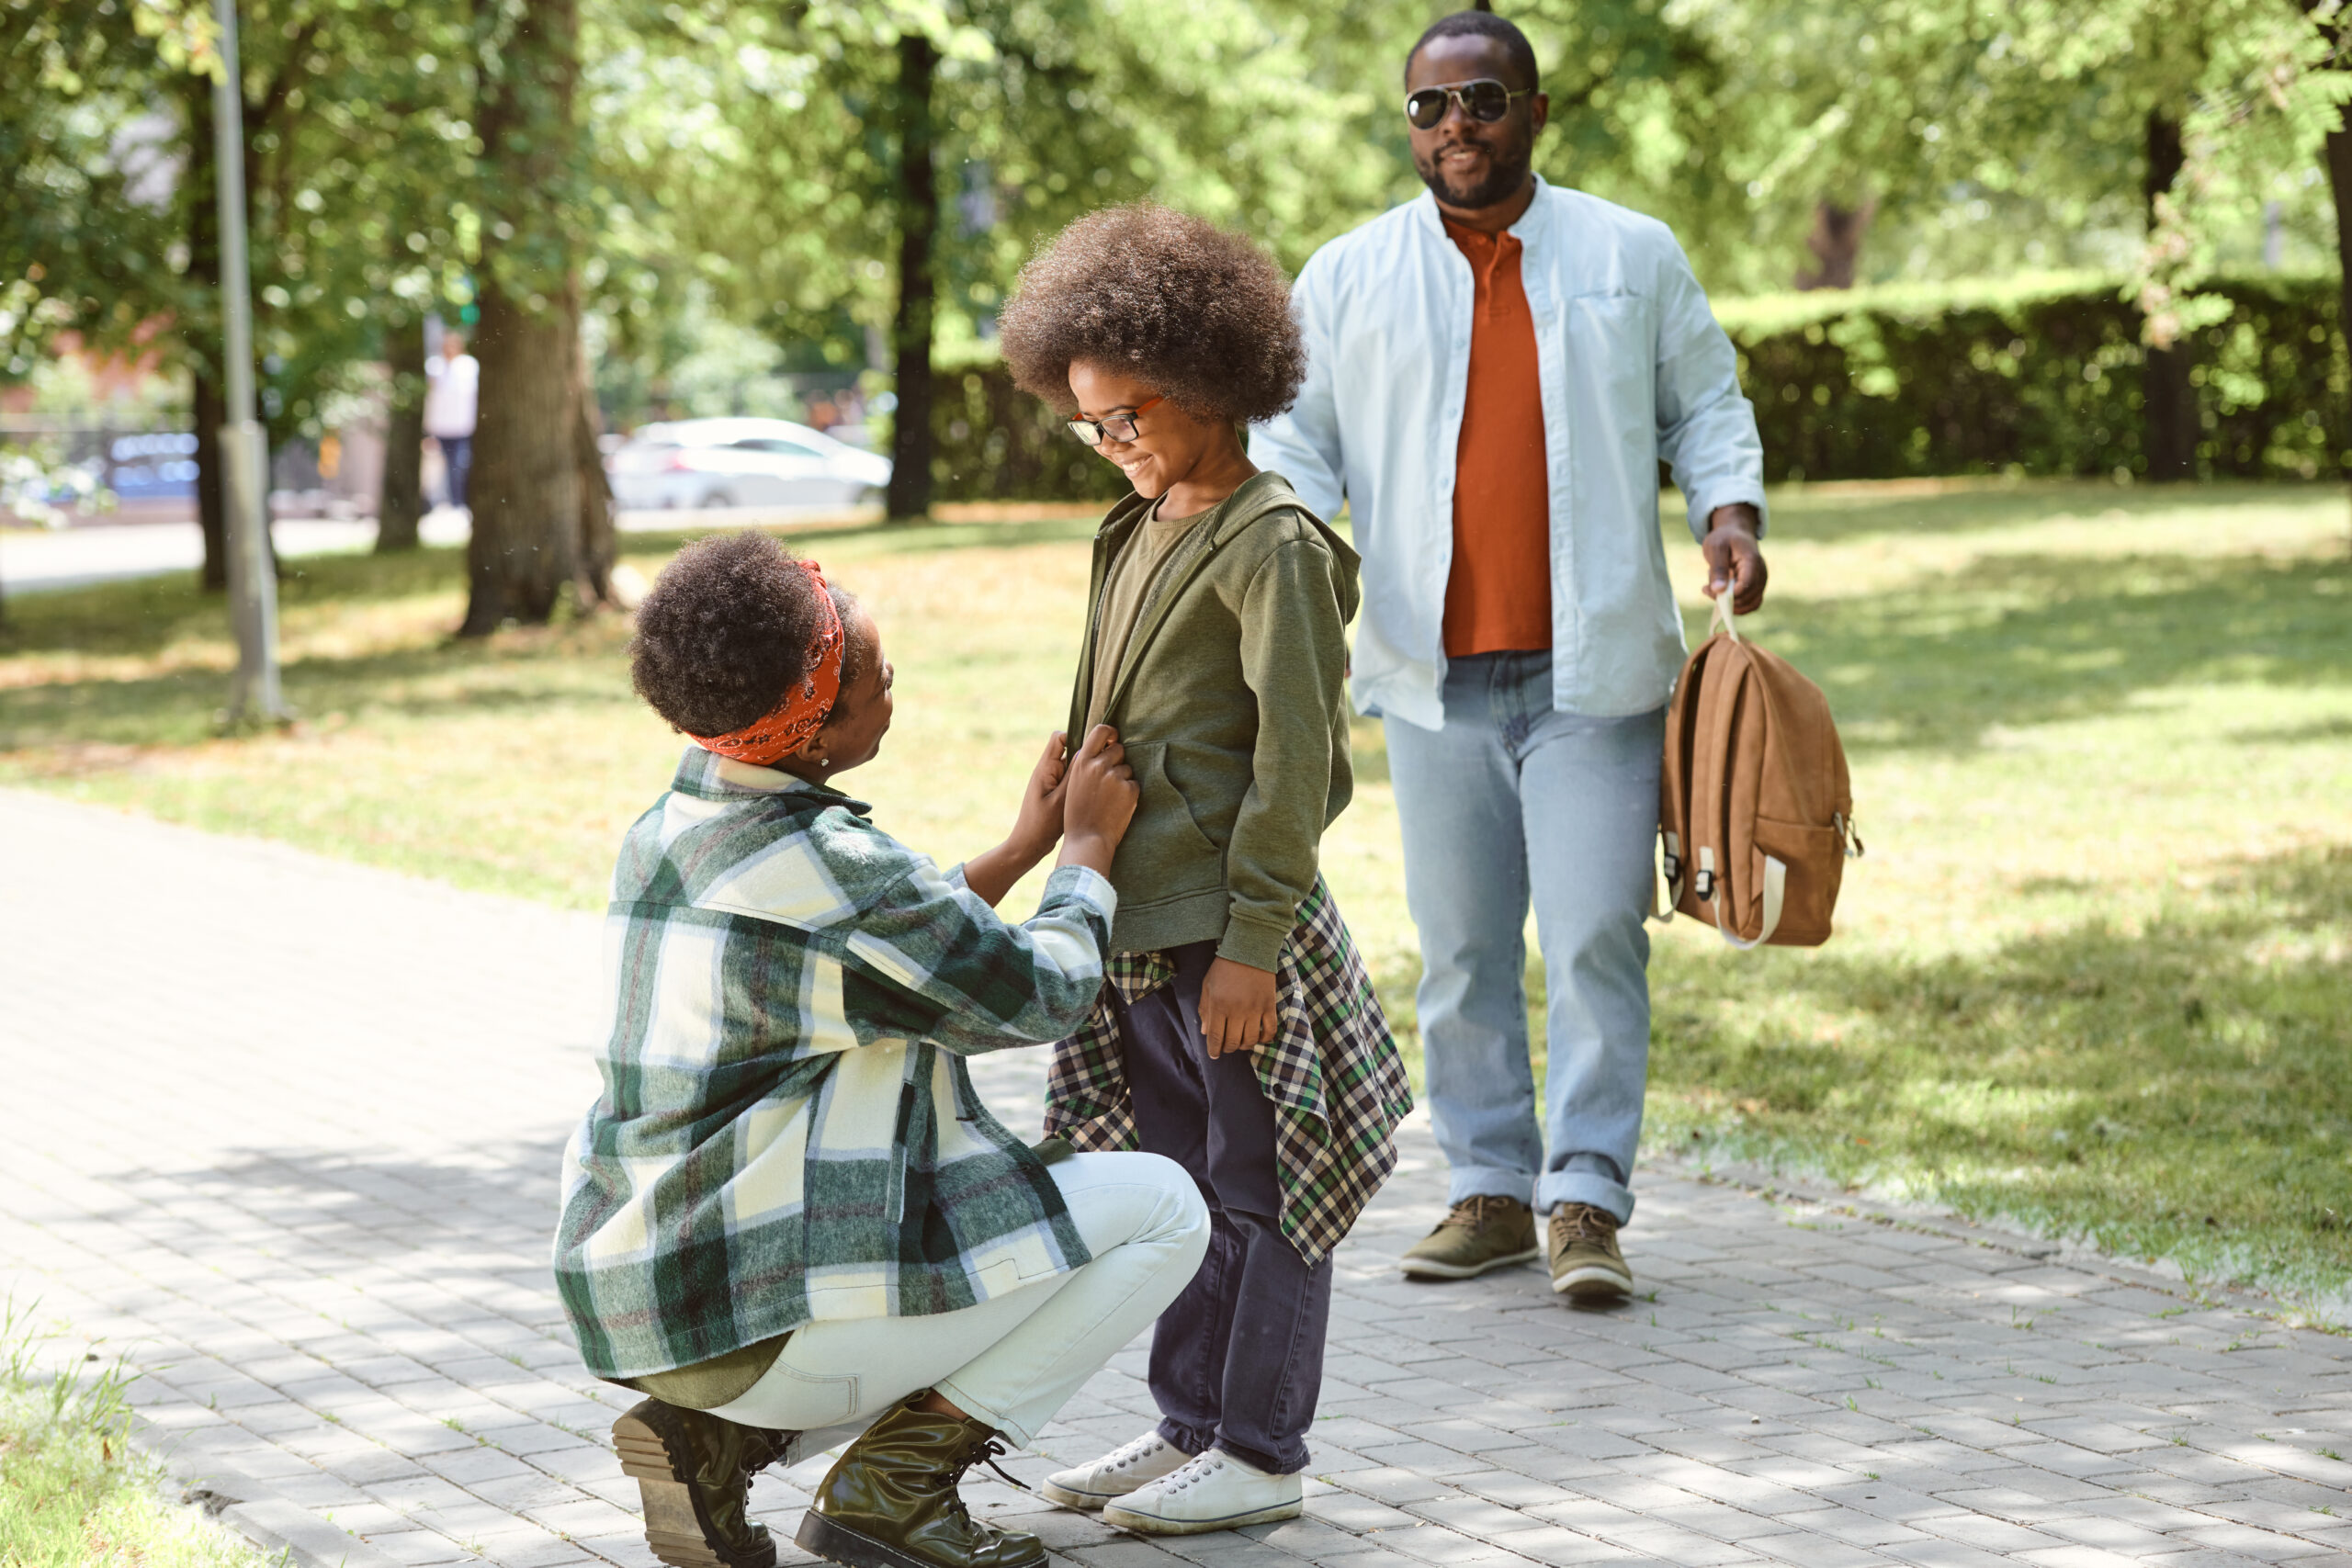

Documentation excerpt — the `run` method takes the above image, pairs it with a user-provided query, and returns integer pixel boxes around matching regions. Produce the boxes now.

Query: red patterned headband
[689,560,846,766]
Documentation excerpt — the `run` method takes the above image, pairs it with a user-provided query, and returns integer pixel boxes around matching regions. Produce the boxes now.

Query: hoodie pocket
[1111,740,1226,902]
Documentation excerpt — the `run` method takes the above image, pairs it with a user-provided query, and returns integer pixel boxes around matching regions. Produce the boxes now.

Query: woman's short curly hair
[630,532,860,739]
[998,204,1305,424]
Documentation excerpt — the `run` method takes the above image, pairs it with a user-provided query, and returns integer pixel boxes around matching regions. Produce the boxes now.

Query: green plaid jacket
[554,749,1116,1381]
[1044,878,1411,1266]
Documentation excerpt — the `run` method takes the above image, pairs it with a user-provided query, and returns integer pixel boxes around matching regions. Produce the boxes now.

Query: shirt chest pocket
[1565,293,1653,415]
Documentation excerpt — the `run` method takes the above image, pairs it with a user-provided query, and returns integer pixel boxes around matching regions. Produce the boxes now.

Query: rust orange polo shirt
[1442,217,1553,658]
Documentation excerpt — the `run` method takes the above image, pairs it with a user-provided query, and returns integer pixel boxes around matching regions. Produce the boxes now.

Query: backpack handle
[1709,591,1741,644]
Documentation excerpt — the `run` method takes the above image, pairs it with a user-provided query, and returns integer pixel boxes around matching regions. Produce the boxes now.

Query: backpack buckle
[1692,867,1716,900]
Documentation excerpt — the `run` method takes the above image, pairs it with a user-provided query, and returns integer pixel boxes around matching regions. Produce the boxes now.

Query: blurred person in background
[424,332,479,511]
[1251,9,1769,1303]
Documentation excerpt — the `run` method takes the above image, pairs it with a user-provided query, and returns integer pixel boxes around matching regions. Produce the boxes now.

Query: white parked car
[606,418,891,510]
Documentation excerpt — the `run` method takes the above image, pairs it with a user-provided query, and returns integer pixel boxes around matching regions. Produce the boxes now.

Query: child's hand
[1059,724,1137,873]
[1199,957,1278,1057]
[1010,732,1069,861]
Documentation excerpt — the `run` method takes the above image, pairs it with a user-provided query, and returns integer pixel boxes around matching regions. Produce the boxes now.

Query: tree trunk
[2143,109,2198,482]
[1795,198,1875,290]
[183,75,230,592]
[461,0,594,634]
[193,368,230,592]
[377,312,425,551]
[885,32,939,522]
[2323,117,2352,489]
[461,279,582,633]
[573,328,614,602]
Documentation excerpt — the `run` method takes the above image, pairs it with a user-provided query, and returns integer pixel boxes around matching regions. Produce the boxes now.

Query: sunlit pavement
[2,788,2347,1568]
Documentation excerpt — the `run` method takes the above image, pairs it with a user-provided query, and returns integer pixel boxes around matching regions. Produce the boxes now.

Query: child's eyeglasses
[1405,79,1533,130]
[1069,394,1165,446]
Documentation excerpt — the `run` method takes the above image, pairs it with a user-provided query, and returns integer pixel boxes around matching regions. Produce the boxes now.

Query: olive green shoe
[1547,1202,1634,1301]
[1397,1195,1541,1280]
[613,1397,803,1568]
[796,1397,1046,1568]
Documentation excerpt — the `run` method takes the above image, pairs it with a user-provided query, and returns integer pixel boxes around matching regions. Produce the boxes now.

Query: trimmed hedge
[930,345,1131,505]
[925,272,2351,500]
[1720,273,2349,483]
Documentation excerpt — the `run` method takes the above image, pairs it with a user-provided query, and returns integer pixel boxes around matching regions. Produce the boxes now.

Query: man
[423,331,479,511]
[1250,10,1768,1302]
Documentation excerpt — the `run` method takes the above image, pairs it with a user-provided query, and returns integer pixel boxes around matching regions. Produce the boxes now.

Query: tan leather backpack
[1658,597,1862,947]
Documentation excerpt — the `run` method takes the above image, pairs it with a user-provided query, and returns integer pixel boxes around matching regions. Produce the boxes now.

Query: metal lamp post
[209,0,288,725]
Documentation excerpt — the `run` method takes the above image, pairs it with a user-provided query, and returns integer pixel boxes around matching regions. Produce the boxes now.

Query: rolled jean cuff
[1536,1171,1634,1225]
[1447,1165,1536,1207]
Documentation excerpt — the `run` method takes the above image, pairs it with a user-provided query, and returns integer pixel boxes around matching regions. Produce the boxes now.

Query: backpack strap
[1706,845,1786,950]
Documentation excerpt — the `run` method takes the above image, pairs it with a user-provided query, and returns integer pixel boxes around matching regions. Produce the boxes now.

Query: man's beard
[1414,139,1532,210]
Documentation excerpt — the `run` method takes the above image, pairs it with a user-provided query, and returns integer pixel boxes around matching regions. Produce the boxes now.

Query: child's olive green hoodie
[1063,470,1359,971]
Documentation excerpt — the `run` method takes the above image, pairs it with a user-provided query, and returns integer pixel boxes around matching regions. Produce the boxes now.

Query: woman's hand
[964,731,1076,907]
[1058,725,1137,875]
[1199,956,1278,1058]
[1008,731,1069,863]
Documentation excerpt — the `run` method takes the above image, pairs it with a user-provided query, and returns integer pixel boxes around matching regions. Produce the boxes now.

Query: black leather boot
[795,1397,1046,1568]
[614,1397,803,1568]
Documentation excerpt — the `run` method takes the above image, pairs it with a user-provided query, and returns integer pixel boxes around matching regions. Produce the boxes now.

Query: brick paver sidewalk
[4,791,2347,1568]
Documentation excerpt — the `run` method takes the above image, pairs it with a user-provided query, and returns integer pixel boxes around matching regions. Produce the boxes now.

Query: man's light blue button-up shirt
[1250,177,1768,730]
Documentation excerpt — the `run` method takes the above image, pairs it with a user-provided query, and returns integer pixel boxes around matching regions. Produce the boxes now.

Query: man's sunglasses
[1405,78,1534,130]
[1069,393,1165,446]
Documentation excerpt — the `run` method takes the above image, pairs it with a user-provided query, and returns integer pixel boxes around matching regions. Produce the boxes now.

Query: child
[553,533,1217,1568]
[997,205,1413,1534]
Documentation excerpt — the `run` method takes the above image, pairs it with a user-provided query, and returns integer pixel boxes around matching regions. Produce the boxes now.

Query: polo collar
[1411,173,1550,243]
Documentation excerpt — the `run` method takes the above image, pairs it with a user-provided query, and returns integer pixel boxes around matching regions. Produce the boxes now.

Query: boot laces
[956,1433,1030,1494]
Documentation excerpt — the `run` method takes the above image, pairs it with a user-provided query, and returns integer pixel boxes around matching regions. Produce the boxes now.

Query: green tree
[605,0,1391,518]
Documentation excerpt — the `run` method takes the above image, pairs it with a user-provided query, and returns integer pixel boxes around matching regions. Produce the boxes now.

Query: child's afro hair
[629,531,859,739]
[998,204,1306,425]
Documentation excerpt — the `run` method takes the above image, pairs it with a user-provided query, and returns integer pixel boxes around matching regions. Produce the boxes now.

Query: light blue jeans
[1384,651,1663,1224]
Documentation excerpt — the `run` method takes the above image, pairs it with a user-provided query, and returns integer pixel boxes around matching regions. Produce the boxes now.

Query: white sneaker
[1102,1449,1303,1534]
[1040,1431,1193,1510]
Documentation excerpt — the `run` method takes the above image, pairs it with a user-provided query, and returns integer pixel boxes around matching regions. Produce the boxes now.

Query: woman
[552,533,1209,1568]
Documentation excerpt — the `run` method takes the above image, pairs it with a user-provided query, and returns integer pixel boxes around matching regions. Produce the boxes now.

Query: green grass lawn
[5,480,2349,1321]
[0,1303,262,1566]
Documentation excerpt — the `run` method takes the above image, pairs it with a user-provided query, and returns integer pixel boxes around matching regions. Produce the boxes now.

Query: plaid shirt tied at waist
[1045,877,1411,1266]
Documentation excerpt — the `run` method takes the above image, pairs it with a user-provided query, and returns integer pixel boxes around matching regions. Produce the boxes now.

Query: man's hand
[1058,724,1138,877]
[1199,956,1278,1058]
[1701,502,1768,615]
[1008,731,1069,863]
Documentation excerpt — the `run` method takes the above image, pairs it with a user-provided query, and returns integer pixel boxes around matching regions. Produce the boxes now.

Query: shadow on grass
[1713,547,2352,752]
[0,544,468,662]
[0,635,645,750]
[1761,478,2344,545]
[1642,840,2352,1312]
[0,518,1103,669]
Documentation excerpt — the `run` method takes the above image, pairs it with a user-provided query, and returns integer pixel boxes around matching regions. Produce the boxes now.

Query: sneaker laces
[1437,1194,1522,1231]
[1550,1203,1618,1246]
[1155,1452,1225,1494]
[1102,1434,1169,1473]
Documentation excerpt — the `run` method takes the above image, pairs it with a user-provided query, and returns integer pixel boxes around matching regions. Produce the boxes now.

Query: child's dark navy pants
[1113,939,1333,1476]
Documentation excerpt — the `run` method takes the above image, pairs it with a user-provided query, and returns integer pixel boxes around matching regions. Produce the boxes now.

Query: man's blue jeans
[1383,651,1663,1224]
